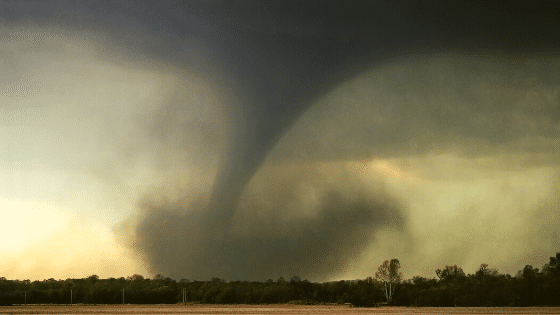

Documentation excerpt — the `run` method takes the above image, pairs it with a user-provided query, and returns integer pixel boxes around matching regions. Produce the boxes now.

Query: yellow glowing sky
[1,30,177,279]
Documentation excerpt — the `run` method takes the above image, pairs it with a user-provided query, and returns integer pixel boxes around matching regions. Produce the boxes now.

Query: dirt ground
[1,305,559,315]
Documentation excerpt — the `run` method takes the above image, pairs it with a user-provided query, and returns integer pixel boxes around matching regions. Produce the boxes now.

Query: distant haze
[1,1,559,281]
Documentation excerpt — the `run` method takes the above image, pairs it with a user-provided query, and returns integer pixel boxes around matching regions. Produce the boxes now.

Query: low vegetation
[1,253,559,307]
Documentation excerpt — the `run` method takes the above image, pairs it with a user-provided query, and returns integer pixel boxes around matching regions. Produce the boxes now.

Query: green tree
[435,265,466,306]
[436,265,466,282]
[541,252,560,305]
[518,265,540,306]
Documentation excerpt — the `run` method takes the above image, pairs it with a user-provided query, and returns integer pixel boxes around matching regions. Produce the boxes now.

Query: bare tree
[375,259,403,304]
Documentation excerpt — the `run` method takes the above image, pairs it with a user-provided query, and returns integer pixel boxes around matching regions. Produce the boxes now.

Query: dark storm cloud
[270,55,560,163]
[132,165,405,281]
[4,1,560,205]
[5,1,559,280]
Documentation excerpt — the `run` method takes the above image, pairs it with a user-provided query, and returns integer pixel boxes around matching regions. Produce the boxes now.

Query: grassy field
[1,305,560,315]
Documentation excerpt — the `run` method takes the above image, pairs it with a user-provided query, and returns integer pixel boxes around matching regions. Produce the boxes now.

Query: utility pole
[71,289,73,305]
[122,288,124,304]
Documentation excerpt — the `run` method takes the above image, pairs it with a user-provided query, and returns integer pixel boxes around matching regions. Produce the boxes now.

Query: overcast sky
[1,1,559,281]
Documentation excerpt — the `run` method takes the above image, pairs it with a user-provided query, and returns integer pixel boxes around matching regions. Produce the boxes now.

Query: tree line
[1,252,559,306]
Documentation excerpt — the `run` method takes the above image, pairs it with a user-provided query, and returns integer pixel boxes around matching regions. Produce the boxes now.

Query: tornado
[3,1,559,281]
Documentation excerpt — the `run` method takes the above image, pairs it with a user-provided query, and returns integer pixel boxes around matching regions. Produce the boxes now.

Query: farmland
[1,305,560,315]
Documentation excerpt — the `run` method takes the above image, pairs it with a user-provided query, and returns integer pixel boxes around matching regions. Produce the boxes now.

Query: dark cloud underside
[3,1,559,280]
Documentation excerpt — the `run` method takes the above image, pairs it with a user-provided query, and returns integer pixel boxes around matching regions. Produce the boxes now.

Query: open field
[1,305,560,315]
